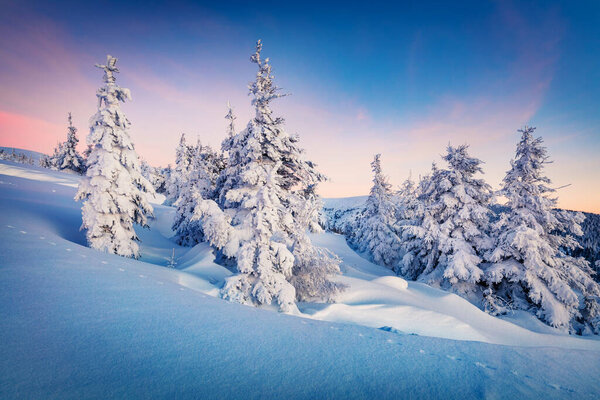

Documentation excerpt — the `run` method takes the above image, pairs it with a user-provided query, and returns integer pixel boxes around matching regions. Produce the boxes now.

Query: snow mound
[372,275,408,290]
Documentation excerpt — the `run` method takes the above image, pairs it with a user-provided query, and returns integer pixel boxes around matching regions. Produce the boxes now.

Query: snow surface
[1,160,600,399]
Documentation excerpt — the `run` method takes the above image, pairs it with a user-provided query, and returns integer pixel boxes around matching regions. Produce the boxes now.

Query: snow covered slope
[1,160,600,399]
[0,146,46,162]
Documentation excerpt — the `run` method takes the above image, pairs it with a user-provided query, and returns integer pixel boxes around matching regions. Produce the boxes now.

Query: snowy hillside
[321,196,367,234]
[1,160,600,399]
[0,146,46,162]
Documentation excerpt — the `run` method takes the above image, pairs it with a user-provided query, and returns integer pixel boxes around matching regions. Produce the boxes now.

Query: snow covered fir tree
[191,40,344,312]
[399,145,494,296]
[165,133,195,205]
[351,154,402,271]
[48,113,85,174]
[214,102,240,209]
[484,127,600,333]
[172,138,224,246]
[75,55,154,258]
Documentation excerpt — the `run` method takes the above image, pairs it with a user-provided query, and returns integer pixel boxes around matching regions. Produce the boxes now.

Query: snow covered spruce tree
[485,127,600,333]
[351,154,402,270]
[192,40,343,311]
[173,138,224,246]
[394,176,423,232]
[51,113,85,174]
[400,145,493,295]
[215,102,241,208]
[165,133,194,205]
[75,55,154,259]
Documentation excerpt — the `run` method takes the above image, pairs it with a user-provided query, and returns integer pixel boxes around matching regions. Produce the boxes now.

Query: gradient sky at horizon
[1,0,599,212]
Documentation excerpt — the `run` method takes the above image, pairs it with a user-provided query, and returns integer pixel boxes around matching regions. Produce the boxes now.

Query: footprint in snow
[547,383,574,393]
[39,236,45,240]
[139,274,146,278]
[52,189,56,193]
[179,288,185,291]
[118,268,125,272]
[474,362,497,371]
[101,261,108,264]
[358,333,364,337]
[49,241,56,246]
[65,248,72,252]
[6,225,15,229]
[419,349,426,354]
[19,231,27,234]
[446,355,461,361]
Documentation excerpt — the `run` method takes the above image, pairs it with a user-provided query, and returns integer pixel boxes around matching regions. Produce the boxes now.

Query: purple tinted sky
[0,0,599,212]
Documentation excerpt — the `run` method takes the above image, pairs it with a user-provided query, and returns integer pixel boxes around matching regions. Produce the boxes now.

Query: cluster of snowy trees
[166,41,345,312]
[40,113,86,174]
[350,128,600,334]
[67,45,597,332]
[73,44,343,313]
[0,149,35,165]
[569,212,600,278]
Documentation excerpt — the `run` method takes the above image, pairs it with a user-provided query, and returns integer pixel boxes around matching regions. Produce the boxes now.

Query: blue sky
[1,0,599,211]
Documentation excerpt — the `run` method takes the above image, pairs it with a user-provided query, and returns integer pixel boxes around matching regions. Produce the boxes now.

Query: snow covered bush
[39,154,53,168]
[400,145,493,296]
[351,154,402,271]
[75,55,154,259]
[193,40,343,311]
[49,113,85,174]
[484,127,600,333]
